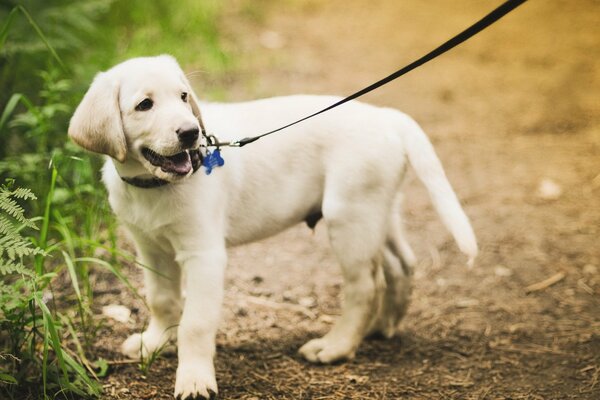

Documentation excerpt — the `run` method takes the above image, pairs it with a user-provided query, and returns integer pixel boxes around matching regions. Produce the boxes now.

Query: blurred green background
[1,0,233,199]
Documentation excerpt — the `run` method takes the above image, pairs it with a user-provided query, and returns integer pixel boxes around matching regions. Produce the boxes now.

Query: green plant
[0,180,102,398]
[0,0,238,397]
[0,181,42,275]
[0,5,110,397]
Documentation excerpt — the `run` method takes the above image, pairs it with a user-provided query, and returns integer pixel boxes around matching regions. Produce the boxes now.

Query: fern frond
[0,259,34,277]
[10,187,37,201]
[0,215,13,235]
[0,194,28,224]
[0,218,37,240]
[0,187,37,228]
[0,233,43,260]
[0,183,43,275]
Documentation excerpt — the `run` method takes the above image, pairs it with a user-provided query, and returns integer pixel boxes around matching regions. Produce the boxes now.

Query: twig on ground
[242,294,317,319]
[105,359,141,365]
[577,279,595,295]
[494,343,566,355]
[525,271,566,293]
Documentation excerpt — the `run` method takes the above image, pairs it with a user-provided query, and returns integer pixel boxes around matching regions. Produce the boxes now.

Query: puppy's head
[68,55,204,181]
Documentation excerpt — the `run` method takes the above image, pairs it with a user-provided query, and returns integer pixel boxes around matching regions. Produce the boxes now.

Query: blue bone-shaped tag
[202,149,225,175]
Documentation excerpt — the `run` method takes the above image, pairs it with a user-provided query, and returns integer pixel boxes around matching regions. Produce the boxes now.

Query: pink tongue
[161,151,192,175]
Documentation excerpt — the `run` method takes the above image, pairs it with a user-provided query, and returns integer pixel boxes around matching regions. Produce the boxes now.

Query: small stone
[456,298,480,308]
[319,314,334,324]
[102,304,131,323]
[537,178,562,200]
[347,374,368,384]
[494,265,513,277]
[282,290,295,302]
[298,296,316,308]
[583,264,597,275]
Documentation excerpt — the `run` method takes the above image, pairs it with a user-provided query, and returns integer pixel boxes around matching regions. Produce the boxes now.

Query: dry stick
[577,279,595,295]
[242,294,317,319]
[105,359,141,365]
[525,271,566,293]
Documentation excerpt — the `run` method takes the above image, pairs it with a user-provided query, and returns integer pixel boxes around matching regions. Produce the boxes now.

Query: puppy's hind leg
[368,195,415,338]
[299,197,388,364]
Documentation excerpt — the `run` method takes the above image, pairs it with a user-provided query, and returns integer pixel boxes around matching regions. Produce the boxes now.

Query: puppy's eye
[135,98,153,111]
[181,92,188,102]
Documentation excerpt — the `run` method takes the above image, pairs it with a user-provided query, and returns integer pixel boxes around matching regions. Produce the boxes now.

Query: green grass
[0,178,103,398]
[0,0,239,397]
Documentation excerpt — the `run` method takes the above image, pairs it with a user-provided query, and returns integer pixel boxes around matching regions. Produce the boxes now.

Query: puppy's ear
[68,72,127,162]
[188,90,208,134]
[188,91,202,119]
[179,73,207,133]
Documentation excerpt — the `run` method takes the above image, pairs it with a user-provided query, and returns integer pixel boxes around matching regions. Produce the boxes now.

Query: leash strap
[121,0,527,188]
[224,0,527,148]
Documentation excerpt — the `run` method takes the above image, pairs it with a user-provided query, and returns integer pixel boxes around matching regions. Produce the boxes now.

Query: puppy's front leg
[122,237,181,359]
[174,248,226,400]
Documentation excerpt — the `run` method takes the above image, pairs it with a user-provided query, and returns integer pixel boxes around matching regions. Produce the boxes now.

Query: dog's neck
[110,157,171,189]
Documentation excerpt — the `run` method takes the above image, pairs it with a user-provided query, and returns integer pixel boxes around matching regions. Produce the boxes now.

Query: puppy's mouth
[141,147,202,176]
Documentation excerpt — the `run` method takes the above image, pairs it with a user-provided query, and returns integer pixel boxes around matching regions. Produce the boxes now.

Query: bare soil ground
[95,1,599,398]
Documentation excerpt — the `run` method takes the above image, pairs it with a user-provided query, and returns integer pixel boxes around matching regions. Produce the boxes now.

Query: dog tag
[203,149,225,175]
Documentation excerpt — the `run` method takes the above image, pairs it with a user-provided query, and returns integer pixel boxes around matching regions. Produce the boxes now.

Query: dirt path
[100,1,599,398]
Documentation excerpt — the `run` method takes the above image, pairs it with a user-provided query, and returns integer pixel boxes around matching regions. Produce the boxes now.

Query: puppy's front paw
[174,362,218,399]
[299,336,356,364]
[121,329,175,359]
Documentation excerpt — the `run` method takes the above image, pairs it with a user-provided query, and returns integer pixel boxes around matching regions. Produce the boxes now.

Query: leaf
[75,257,144,302]
[0,372,18,384]
[62,250,81,302]
[94,358,109,378]
[0,93,24,133]
[0,7,19,51]
[14,5,67,71]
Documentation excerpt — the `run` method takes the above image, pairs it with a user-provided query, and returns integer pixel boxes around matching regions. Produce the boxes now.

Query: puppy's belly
[224,189,321,245]
[225,204,319,247]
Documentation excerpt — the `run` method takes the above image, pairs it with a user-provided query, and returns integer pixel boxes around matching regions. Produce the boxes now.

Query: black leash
[215,0,527,148]
[123,0,527,189]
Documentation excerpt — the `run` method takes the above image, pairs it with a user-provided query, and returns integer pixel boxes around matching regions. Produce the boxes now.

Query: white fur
[69,55,477,399]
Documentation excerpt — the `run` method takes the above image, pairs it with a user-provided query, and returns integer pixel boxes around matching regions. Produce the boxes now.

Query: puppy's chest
[109,187,187,233]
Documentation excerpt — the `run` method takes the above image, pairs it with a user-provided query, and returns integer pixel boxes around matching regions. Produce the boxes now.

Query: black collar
[121,175,171,188]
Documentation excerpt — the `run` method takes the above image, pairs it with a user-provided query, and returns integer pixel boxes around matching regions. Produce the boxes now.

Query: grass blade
[34,292,69,380]
[0,373,18,384]
[0,94,23,133]
[14,5,67,71]
[62,251,81,301]
[0,7,18,50]
[75,256,145,303]
[0,93,40,135]
[35,164,57,276]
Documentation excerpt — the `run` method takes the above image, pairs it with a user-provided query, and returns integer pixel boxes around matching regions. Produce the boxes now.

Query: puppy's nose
[176,126,199,146]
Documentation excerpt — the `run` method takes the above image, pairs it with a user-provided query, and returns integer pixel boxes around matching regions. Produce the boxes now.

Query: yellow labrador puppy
[69,55,477,399]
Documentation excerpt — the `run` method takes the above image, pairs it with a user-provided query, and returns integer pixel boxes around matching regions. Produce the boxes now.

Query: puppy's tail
[397,112,478,266]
